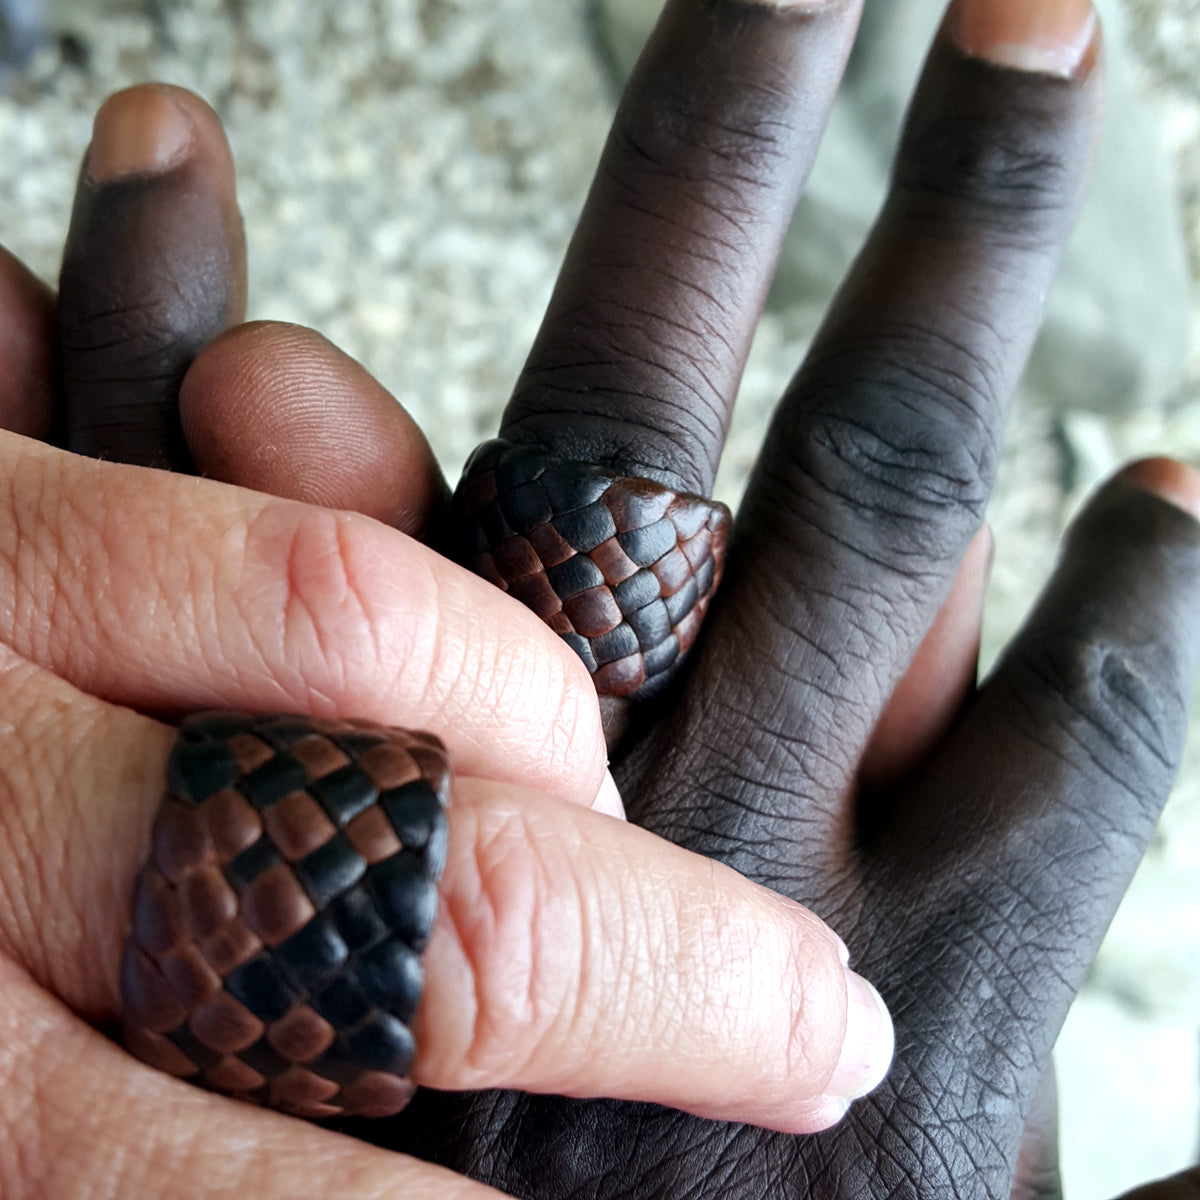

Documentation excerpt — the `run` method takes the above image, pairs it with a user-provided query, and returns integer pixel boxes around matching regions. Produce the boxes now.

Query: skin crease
[0,0,1198,1197]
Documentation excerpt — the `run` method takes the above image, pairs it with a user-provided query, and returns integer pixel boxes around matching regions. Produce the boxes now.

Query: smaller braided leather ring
[455,439,731,701]
[120,712,450,1120]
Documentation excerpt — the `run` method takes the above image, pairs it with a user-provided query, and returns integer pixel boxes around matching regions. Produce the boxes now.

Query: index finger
[0,433,606,805]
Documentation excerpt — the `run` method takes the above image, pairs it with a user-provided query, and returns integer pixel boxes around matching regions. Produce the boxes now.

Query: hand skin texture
[0,85,892,1200]
[3,0,1200,1199]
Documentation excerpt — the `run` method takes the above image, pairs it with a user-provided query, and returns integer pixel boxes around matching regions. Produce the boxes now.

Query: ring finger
[500,0,863,491]
[453,0,865,711]
[0,651,891,1135]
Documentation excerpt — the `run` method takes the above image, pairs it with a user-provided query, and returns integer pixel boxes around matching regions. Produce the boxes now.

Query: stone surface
[1,0,1199,1190]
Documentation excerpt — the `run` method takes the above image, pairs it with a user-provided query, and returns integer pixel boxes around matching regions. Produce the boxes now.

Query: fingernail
[824,972,894,1102]
[1115,457,1200,522]
[951,0,1098,78]
[832,933,850,968]
[87,87,195,184]
[799,1094,851,1132]
[592,769,627,820]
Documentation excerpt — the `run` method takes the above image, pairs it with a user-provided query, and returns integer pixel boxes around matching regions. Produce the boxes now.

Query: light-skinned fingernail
[801,1094,851,1132]
[951,0,1098,78]
[87,87,195,184]
[1115,457,1200,522]
[825,972,894,1102]
[592,769,627,820]
[833,933,850,967]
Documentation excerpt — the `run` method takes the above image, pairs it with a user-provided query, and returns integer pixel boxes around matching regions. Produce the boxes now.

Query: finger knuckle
[1011,633,1185,809]
[237,502,436,709]
[778,346,999,567]
[441,806,586,1081]
[892,101,1081,242]
[62,313,203,389]
[58,262,223,385]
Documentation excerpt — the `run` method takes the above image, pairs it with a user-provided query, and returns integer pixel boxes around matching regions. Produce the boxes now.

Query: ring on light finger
[122,711,449,1119]
[87,707,888,1131]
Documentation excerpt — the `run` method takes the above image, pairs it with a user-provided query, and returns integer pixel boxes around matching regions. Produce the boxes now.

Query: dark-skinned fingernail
[825,972,894,1102]
[87,87,195,184]
[1115,457,1200,522]
[951,0,1098,78]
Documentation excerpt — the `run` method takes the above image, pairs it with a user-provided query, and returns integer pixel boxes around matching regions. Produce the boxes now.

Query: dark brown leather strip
[455,440,730,699]
[122,712,449,1119]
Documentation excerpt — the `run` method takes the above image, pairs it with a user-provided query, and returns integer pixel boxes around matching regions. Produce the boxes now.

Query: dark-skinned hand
[3,0,1200,1196]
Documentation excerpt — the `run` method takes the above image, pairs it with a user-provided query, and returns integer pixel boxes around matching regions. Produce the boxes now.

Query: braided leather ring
[120,712,449,1119]
[455,440,731,700]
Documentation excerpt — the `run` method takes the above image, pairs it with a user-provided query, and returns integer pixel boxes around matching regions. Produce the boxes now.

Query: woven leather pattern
[456,439,730,699]
[121,712,449,1119]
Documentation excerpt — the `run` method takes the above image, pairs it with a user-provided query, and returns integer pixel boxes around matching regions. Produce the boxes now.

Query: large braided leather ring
[455,439,731,700]
[120,712,449,1119]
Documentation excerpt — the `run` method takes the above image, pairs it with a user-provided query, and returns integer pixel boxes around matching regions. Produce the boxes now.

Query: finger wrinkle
[0,960,54,1198]
[1007,640,1181,804]
[435,802,586,1085]
[800,324,1005,436]
[607,119,788,210]
[421,581,597,792]
[588,296,736,380]
[236,502,436,717]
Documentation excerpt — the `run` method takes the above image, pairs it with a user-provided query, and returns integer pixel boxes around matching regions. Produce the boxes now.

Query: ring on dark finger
[454,439,731,700]
[120,712,449,1119]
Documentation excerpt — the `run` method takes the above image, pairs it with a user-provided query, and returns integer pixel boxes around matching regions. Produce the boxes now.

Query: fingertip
[180,321,448,535]
[824,971,894,1103]
[778,966,894,1134]
[948,0,1099,81]
[86,84,236,186]
[1112,457,1200,523]
[87,87,196,184]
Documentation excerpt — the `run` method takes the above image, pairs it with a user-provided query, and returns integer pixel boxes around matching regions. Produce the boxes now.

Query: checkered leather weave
[121,712,449,1119]
[456,439,731,699]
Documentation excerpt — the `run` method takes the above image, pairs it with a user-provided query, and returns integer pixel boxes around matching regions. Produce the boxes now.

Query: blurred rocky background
[0,0,1197,1193]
